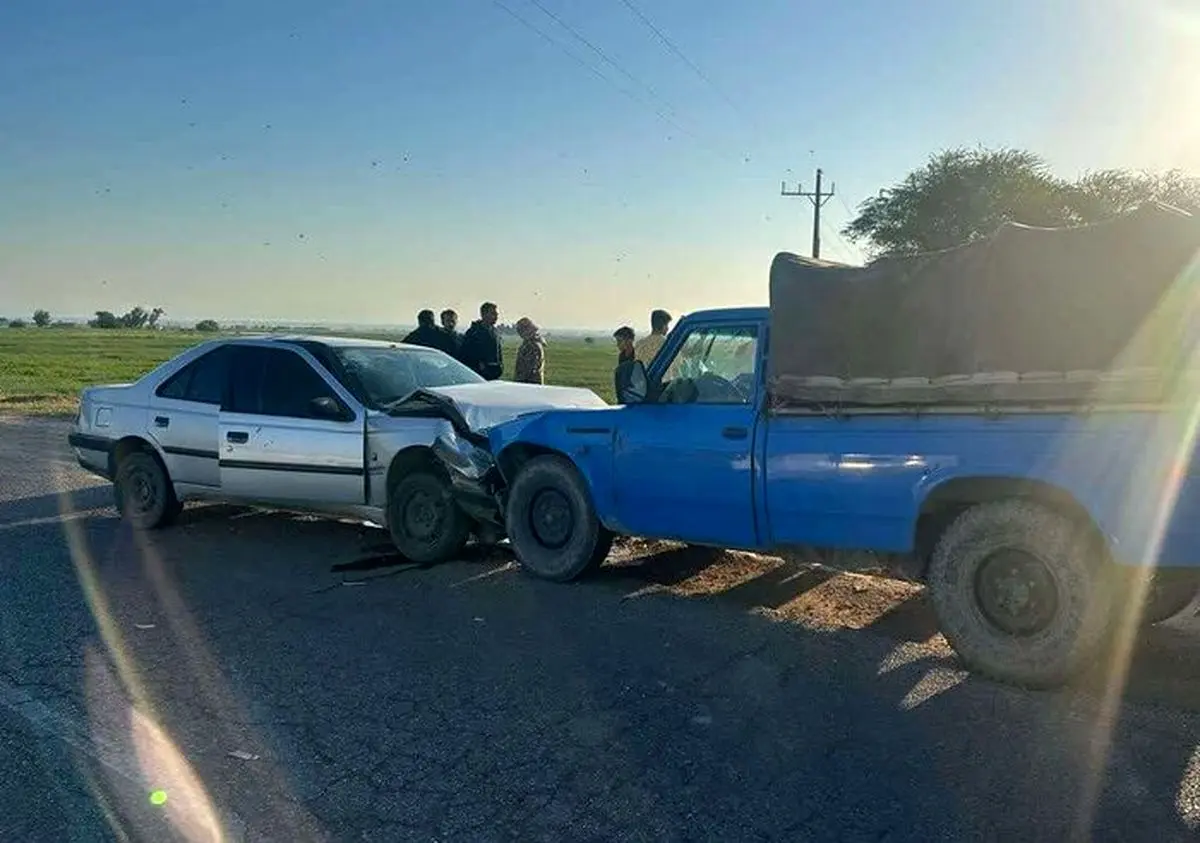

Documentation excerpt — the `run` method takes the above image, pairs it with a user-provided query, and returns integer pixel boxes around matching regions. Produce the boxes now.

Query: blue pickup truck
[463,207,1200,688]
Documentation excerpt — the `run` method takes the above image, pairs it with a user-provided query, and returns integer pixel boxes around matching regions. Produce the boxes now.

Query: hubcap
[128,468,157,513]
[974,549,1060,637]
[403,489,444,541]
[529,488,573,549]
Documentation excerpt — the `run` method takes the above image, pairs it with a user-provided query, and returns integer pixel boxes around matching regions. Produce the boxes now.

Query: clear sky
[2,0,1198,329]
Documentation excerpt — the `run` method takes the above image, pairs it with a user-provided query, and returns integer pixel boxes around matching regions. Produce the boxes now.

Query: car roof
[230,334,419,350]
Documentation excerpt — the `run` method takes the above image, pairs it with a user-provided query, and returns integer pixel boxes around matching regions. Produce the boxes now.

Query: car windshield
[332,345,484,407]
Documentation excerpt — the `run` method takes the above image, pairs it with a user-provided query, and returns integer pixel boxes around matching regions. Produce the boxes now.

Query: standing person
[613,326,636,364]
[460,301,504,380]
[402,309,443,350]
[513,317,546,384]
[439,309,462,359]
[613,325,638,402]
[634,309,671,365]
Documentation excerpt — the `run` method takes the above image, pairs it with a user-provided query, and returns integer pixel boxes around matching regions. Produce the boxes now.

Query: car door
[146,344,234,490]
[217,345,366,506]
[611,323,762,549]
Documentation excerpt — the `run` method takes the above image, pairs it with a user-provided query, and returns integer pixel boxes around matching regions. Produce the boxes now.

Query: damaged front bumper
[430,429,506,531]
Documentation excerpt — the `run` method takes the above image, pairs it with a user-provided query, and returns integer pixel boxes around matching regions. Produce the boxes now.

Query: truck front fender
[488,411,622,530]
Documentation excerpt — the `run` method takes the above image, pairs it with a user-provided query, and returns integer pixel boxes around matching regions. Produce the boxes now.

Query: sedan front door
[217,345,366,506]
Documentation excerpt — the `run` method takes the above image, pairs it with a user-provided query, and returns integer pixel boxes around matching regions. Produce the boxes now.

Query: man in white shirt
[633,309,671,365]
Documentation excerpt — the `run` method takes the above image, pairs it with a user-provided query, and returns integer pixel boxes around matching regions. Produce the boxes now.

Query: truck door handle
[154,415,170,428]
[226,431,249,444]
[721,426,748,440]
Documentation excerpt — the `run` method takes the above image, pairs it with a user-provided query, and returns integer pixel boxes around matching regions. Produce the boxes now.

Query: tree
[119,306,148,329]
[148,307,165,329]
[90,310,119,329]
[32,309,51,327]
[8,319,27,328]
[194,319,221,333]
[843,146,1200,257]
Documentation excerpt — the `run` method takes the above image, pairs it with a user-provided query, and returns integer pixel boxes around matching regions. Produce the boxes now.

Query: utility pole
[781,168,836,259]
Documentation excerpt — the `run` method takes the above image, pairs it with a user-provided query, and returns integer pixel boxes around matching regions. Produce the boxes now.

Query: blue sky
[2,0,1198,329]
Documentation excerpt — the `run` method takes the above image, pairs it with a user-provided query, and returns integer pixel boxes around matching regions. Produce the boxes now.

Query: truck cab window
[658,326,758,404]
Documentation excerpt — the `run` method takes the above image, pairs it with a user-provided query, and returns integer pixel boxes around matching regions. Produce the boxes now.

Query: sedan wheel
[387,471,470,564]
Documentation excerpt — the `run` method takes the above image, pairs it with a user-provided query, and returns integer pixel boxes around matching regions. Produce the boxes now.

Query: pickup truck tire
[505,455,603,582]
[927,500,1116,689]
[1141,570,1200,626]
[387,471,470,564]
[113,451,181,530]
[586,529,615,574]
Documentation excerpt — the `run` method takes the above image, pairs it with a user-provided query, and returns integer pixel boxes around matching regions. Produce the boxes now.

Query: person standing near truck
[613,326,636,364]
[513,317,545,384]
[439,309,462,360]
[634,309,671,365]
[402,309,444,350]
[460,301,504,380]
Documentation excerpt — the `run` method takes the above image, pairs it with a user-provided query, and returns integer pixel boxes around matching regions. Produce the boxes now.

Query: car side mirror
[310,396,347,420]
[615,360,648,404]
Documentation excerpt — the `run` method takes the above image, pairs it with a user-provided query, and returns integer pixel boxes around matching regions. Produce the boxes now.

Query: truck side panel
[762,410,1200,569]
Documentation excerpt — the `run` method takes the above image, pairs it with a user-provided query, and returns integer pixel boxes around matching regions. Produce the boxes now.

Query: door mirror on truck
[615,360,648,404]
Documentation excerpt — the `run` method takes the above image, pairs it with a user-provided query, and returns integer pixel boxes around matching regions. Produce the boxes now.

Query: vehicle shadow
[602,539,1200,712]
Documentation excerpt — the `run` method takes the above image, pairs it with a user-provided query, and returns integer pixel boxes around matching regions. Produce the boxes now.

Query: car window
[657,326,758,405]
[225,346,267,414]
[224,346,344,419]
[332,346,483,407]
[156,345,233,404]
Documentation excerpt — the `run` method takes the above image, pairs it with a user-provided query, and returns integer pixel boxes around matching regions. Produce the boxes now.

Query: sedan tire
[388,471,471,564]
[113,451,181,530]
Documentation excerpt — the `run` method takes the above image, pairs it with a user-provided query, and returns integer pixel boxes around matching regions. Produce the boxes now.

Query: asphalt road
[3,416,1200,842]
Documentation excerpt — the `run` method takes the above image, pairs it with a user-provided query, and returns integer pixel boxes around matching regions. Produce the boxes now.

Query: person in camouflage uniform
[513,317,545,384]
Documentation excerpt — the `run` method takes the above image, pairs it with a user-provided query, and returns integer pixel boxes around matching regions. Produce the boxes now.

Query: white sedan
[67,335,607,561]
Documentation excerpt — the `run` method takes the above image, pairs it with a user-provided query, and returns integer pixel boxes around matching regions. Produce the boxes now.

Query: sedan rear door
[146,344,234,490]
[217,345,366,506]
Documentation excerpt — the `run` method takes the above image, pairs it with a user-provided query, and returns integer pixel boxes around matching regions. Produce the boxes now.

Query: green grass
[0,326,618,415]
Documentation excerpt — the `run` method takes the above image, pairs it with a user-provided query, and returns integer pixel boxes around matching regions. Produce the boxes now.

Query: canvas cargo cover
[768,203,1200,407]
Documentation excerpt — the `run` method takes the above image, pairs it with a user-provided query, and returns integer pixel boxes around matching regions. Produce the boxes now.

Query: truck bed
[762,409,1200,569]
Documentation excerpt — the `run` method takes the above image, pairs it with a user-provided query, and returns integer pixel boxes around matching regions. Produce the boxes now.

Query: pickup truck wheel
[506,455,602,582]
[585,529,615,574]
[388,471,470,564]
[927,500,1115,689]
[113,451,179,530]
[1140,570,1200,626]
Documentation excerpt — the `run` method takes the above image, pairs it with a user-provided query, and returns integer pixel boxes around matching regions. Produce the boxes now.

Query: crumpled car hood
[387,381,608,435]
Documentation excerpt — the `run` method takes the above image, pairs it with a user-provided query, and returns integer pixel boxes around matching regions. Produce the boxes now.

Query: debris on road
[226,750,260,761]
[133,623,156,630]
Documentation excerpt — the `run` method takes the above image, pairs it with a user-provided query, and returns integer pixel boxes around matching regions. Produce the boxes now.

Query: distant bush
[8,319,27,328]
[32,309,51,327]
[583,336,595,345]
[194,319,221,333]
[89,306,166,329]
[90,310,119,329]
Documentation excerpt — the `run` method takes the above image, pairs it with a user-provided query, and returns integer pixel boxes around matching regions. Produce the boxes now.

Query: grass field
[0,327,618,415]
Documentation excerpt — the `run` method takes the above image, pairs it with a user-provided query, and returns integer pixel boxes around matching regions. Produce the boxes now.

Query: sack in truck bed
[767,203,1200,407]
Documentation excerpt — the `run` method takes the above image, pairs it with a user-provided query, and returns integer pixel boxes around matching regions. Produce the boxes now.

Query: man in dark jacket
[403,310,446,351]
[439,309,462,360]
[460,302,503,380]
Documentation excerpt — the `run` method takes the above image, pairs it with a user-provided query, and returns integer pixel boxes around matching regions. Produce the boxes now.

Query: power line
[615,0,753,127]
[489,0,731,161]
[490,2,673,127]
[525,0,677,119]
